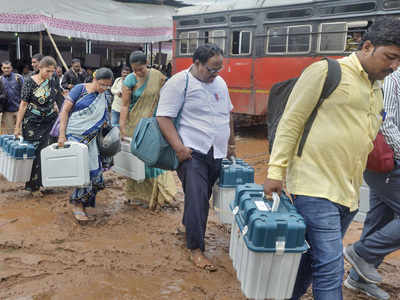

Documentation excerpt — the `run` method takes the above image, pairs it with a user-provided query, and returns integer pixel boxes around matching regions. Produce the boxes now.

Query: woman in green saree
[119,51,177,209]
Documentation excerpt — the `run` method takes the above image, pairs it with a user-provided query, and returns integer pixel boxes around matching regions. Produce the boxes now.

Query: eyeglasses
[205,65,224,74]
[98,83,112,89]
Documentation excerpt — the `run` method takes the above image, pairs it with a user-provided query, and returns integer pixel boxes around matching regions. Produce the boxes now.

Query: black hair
[1,60,12,66]
[129,51,147,65]
[71,58,81,65]
[39,56,57,68]
[121,65,131,72]
[94,67,114,81]
[192,44,223,64]
[362,16,400,48]
[32,53,43,61]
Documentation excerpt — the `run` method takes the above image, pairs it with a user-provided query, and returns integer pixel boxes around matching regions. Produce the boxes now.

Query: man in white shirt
[110,66,131,127]
[157,44,235,271]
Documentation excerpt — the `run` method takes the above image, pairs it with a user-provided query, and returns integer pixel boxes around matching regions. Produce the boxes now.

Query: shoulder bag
[130,71,189,170]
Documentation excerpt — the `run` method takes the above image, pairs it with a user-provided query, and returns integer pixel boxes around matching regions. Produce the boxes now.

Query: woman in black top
[14,56,59,195]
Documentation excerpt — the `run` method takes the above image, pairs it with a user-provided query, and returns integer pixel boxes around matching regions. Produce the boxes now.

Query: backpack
[266,58,342,156]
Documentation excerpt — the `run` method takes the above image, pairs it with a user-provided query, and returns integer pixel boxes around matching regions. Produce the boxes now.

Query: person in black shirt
[61,58,87,91]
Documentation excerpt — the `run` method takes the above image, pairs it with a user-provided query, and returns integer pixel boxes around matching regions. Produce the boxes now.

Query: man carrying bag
[156,44,235,271]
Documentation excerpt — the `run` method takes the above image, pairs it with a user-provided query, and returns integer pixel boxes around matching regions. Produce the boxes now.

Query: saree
[124,69,177,209]
[66,85,110,208]
[22,77,58,191]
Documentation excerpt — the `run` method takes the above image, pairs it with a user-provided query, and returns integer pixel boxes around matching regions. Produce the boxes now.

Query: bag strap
[297,58,342,157]
[174,70,190,129]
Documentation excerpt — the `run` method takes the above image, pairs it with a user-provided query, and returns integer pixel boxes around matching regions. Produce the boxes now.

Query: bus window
[320,3,376,15]
[267,27,287,53]
[209,30,226,53]
[266,8,313,19]
[179,19,200,26]
[189,32,198,53]
[318,22,347,53]
[231,16,254,23]
[383,0,400,9]
[231,30,252,55]
[267,25,311,54]
[204,16,226,24]
[288,25,311,53]
[345,21,368,52]
[179,31,199,55]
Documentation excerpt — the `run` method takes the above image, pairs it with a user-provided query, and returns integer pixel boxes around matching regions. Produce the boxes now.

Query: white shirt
[156,68,233,159]
[111,77,124,112]
[381,69,400,160]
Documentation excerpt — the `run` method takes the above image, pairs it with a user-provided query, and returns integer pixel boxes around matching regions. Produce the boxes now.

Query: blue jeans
[290,195,357,300]
[350,168,400,283]
[111,110,120,127]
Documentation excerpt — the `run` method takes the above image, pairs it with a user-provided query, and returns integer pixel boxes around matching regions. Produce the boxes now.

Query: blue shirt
[1,73,23,112]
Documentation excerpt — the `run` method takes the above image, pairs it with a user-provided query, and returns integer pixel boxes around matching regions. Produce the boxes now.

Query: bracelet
[228,144,236,148]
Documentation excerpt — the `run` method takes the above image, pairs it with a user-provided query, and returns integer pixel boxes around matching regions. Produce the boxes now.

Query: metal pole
[39,31,43,54]
[150,42,153,66]
[16,35,21,60]
[44,27,69,71]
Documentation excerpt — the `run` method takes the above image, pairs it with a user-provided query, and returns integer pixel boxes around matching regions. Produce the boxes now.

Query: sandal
[190,250,217,272]
[72,210,92,224]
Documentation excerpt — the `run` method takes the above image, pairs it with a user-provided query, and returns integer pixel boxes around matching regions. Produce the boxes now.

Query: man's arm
[227,113,236,158]
[61,72,70,90]
[381,74,400,153]
[119,85,131,138]
[157,116,192,162]
[265,60,327,194]
[0,80,6,104]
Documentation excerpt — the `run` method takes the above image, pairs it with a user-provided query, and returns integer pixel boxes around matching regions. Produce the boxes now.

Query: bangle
[228,144,236,148]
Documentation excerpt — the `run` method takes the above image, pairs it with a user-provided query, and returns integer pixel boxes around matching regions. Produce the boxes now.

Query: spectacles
[205,65,224,74]
[98,83,112,89]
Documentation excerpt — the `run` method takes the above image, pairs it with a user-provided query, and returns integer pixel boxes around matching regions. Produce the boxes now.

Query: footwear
[344,276,390,300]
[72,209,94,224]
[343,245,382,284]
[190,249,217,272]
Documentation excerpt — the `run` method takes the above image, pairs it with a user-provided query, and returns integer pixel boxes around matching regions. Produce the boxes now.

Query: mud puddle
[0,126,398,299]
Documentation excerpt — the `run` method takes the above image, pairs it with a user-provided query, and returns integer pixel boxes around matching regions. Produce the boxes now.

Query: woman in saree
[14,56,59,196]
[120,51,177,209]
[57,68,114,223]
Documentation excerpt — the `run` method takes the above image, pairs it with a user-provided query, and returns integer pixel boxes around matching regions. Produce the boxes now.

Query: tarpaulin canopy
[0,0,176,43]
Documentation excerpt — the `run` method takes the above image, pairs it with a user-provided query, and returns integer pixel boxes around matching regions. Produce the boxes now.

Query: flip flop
[72,210,91,224]
[190,252,217,272]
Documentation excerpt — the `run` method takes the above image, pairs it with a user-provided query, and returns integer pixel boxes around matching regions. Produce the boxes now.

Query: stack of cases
[229,183,308,300]
[0,135,14,175]
[41,141,90,187]
[0,135,35,182]
[112,138,145,181]
[213,158,254,224]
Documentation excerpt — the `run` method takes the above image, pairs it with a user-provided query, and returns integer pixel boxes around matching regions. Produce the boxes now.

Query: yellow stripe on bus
[229,89,270,94]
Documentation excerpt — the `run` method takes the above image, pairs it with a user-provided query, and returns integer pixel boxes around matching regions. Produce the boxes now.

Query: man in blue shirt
[0,61,23,135]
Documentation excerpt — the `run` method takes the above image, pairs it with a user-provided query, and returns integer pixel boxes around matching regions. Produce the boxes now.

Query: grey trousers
[350,166,400,282]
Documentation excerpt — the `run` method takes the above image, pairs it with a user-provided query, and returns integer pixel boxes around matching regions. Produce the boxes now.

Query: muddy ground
[0,126,399,300]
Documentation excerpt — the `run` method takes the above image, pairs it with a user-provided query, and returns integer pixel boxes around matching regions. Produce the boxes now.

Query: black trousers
[177,148,221,251]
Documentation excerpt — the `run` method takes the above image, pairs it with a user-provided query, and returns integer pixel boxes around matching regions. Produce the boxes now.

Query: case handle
[53,142,72,150]
[271,192,281,212]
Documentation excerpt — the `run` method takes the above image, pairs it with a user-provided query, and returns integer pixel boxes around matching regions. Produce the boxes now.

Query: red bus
[172,0,400,125]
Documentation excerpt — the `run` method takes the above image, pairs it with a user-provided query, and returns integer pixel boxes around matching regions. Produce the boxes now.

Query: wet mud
[0,126,399,299]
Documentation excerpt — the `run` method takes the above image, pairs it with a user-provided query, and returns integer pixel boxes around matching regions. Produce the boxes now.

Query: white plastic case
[41,142,90,187]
